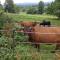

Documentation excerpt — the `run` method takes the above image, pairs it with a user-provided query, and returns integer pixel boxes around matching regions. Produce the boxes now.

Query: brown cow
[23,24,60,51]
[16,21,37,32]
[17,21,37,27]
[18,21,37,35]
[16,21,36,32]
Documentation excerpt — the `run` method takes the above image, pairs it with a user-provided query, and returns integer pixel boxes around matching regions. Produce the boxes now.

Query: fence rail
[0,30,60,34]
[0,29,60,47]
[0,29,60,60]
[16,42,60,44]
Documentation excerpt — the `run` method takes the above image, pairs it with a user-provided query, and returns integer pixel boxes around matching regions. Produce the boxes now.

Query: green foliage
[46,2,54,15]
[4,0,15,13]
[4,0,20,13]
[38,1,44,14]
[0,12,7,29]
[0,47,15,60]
[0,2,4,11]
[0,13,14,37]
[27,7,38,14]
[0,2,4,16]
[0,12,14,29]
[45,0,60,19]
[14,4,20,13]
[54,0,60,19]
[15,32,28,42]
[26,1,44,14]
[14,24,28,42]
[0,36,7,46]
[0,36,13,48]
[0,36,15,60]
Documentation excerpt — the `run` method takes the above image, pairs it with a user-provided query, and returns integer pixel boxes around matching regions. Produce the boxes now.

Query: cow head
[20,21,37,27]
[32,21,37,27]
[17,21,38,36]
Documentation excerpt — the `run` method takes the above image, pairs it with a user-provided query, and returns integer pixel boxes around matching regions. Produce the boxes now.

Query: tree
[0,1,3,10]
[27,7,38,14]
[0,2,5,30]
[14,4,20,13]
[4,0,15,13]
[0,1,4,13]
[38,1,44,14]
[54,0,60,18]
[46,2,54,15]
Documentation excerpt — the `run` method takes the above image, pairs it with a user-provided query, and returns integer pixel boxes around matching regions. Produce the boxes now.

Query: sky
[0,0,55,4]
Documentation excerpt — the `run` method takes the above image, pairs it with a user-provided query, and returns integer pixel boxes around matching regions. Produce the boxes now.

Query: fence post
[12,29,15,58]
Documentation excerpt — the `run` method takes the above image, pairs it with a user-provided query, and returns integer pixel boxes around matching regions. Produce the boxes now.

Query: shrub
[14,32,29,42]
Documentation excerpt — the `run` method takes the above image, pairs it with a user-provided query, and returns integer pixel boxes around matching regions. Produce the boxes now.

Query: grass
[14,44,56,60]
[7,13,60,26]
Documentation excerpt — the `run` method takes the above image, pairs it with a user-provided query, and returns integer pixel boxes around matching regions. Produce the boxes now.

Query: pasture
[8,13,60,26]
[0,13,60,60]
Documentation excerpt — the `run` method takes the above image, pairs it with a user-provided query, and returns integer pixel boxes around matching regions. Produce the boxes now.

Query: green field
[8,13,60,26]
[0,13,60,60]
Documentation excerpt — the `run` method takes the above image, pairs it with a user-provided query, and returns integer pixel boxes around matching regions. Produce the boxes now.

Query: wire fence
[0,29,60,60]
[0,29,60,46]
[0,29,60,45]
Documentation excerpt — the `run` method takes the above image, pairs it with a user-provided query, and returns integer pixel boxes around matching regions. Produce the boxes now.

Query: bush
[0,36,13,48]
[14,32,29,42]
[27,7,38,14]
[0,12,14,29]
[0,47,15,60]
[0,36,16,60]
[0,36,8,47]
[54,9,60,19]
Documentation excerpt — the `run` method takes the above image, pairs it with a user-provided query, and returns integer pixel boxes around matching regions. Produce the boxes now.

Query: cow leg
[51,43,60,53]
[34,44,40,52]
[50,44,60,53]
[46,44,56,53]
